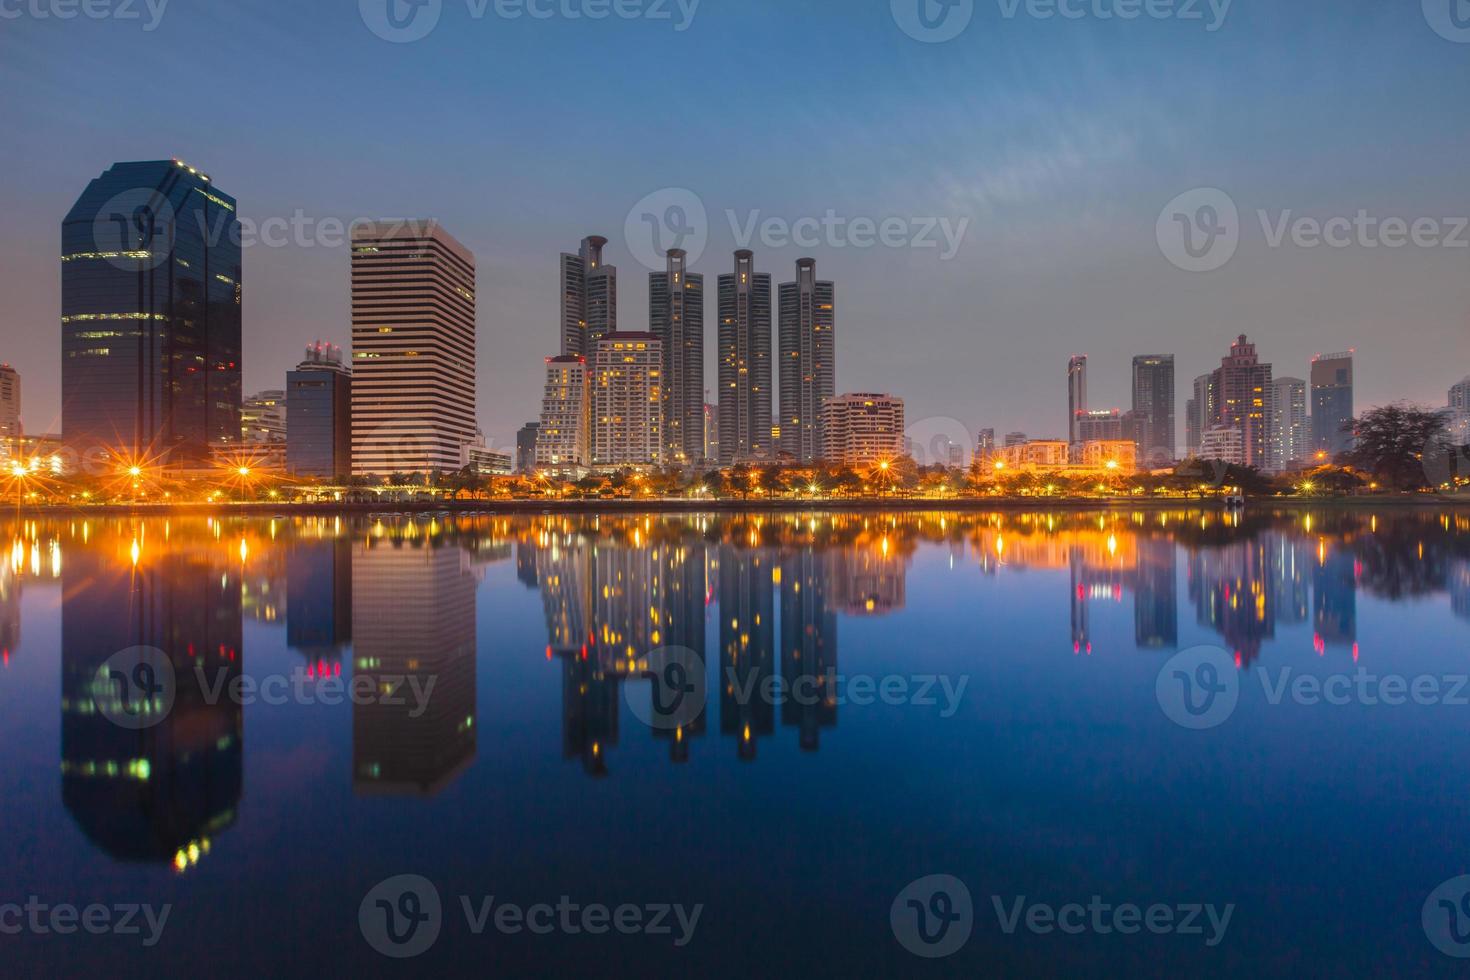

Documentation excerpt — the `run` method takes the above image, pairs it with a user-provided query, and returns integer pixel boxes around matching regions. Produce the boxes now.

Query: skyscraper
[350,221,477,476]
[1131,354,1176,465]
[62,159,241,466]
[1067,355,1088,446]
[560,235,617,357]
[286,343,352,479]
[1311,351,1355,458]
[591,333,663,470]
[717,249,773,465]
[0,364,19,448]
[778,258,835,464]
[1187,373,1215,456]
[1270,377,1308,472]
[1208,335,1273,470]
[649,249,705,466]
[536,355,590,476]
[515,422,540,474]
[1451,376,1470,413]
[241,390,287,443]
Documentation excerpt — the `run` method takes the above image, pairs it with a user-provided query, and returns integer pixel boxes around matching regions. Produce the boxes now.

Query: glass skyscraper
[1311,351,1355,458]
[61,160,241,466]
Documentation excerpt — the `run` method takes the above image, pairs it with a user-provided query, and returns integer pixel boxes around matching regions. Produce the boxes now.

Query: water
[1,508,1468,977]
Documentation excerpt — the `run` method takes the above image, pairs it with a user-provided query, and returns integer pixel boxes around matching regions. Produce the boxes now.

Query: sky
[2,0,1468,454]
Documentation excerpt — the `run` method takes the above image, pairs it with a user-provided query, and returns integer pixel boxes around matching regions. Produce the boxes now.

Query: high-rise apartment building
[1311,351,1355,458]
[820,393,905,469]
[591,333,663,470]
[1451,377,1470,413]
[286,343,352,479]
[1067,355,1088,445]
[0,364,19,447]
[535,355,590,476]
[1131,354,1175,464]
[560,236,617,357]
[778,259,835,464]
[717,249,773,465]
[1270,377,1308,472]
[1208,335,1273,470]
[62,159,241,465]
[649,249,704,466]
[350,221,477,476]
[241,390,287,443]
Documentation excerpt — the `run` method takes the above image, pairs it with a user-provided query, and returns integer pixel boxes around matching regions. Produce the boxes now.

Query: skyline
[2,1,1468,452]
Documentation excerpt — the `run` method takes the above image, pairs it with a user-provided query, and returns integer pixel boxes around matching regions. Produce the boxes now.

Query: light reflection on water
[1,508,1468,977]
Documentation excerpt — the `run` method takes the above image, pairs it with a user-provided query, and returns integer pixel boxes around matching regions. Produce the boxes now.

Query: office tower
[241,389,287,443]
[560,235,617,357]
[286,343,352,479]
[62,159,241,466]
[717,249,773,465]
[977,428,996,458]
[820,393,905,468]
[1311,351,1355,458]
[1208,335,1273,469]
[591,333,663,470]
[1187,373,1213,455]
[0,364,19,447]
[350,221,476,476]
[61,538,242,865]
[353,541,477,795]
[1075,409,1125,443]
[1004,431,1027,447]
[536,355,590,476]
[1067,355,1088,445]
[515,422,540,473]
[1270,377,1308,472]
[1132,354,1176,465]
[778,258,836,464]
[649,249,705,466]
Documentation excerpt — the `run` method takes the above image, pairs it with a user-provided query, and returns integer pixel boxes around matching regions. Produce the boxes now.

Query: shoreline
[5,495,1466,518]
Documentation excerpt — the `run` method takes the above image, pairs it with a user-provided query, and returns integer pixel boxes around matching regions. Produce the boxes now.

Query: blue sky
[3,0,1468,450]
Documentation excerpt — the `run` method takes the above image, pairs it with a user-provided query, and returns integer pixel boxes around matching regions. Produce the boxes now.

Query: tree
[1343,404,1447,491]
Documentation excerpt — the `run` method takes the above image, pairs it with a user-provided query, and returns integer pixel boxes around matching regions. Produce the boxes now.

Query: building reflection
[781,549,838,751]
[286,536,352,668]
[59,530,242,870]
[1312,544,1358,656]
[720,544,774,761]
[1453,560,1470,623]
[352,540,477,796]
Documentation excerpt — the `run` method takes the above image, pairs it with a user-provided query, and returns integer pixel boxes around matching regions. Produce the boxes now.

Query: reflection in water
[60,527,243,871]
[0,508,1464,849]
[352,540,478,796]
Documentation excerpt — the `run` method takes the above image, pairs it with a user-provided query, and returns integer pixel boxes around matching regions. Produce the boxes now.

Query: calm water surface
[2,509,1469,977]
